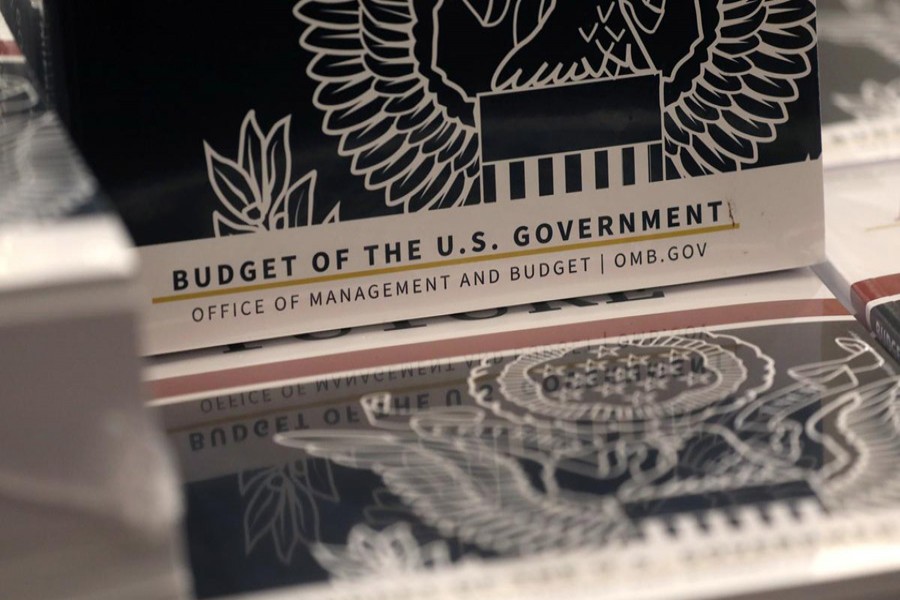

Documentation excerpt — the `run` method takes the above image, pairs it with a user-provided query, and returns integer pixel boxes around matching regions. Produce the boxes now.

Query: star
[636,353,652,366]
[540,363,566,378]
[554,386,585,403]
[581,358,602,371]
[668,349,692,363]
[570,369,587,386]
[596,381,626,397]
[611,366,630,383]
[624,352,652,368]
[594,345,621,359]
[640,376,668,392]
[649,361,671,379]
[683,370,714,387]
[629,390,657,405]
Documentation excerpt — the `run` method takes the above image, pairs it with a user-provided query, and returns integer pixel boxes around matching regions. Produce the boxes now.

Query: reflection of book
[819,2,900,167]
[158,268,900,600]
[816,163,900,363]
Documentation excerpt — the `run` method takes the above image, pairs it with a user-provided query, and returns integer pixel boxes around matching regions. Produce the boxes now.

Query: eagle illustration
[295,0,816,211]
[275,334,900,556]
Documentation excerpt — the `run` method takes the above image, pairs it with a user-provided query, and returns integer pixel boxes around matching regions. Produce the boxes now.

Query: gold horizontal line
[152,223,739,304]
[865,220,900,232]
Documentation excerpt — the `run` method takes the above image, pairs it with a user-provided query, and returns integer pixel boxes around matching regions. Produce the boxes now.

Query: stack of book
[150,268,900,599]
[5,1,900,599]
[0,17,187,600]
[814,0,900,365]
[12,0,824,353]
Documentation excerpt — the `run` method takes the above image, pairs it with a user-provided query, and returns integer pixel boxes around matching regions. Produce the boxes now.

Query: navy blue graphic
[510,160,526,198]
[478,75,662,199]
[478,76,662,162]
[537,157,553,196]
[564,154,582,194]
[36,0,822,245]
[298,0,821,210]
[595,150,610,189]
[169,319,900,598]
[871,302,900,364]
[622,146,636,186]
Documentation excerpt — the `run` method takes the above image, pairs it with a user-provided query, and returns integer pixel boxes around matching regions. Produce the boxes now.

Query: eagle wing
[275,428,629,554]
[663,0,817,177]
[295,0,481,211]
[492,0,654,90]
[808,376,900,510]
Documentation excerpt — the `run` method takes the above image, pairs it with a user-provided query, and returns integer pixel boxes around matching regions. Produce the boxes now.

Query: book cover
[36,0,824,354]
[816,162,900,364]
[155,269,900,599]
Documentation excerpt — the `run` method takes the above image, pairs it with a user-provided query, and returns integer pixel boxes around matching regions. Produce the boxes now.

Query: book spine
[850,274,900,363]
[870,300,900,364]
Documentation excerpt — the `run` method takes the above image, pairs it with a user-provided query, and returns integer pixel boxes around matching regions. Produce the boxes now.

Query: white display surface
[157,268,900,600]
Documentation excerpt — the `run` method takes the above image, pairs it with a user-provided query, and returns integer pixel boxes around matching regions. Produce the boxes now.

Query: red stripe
[0,40,22,57]
[851,273,900,325]
[149,299,847,400]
